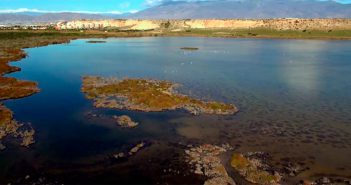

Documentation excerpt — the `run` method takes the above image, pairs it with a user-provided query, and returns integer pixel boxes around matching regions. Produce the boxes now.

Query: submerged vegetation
[81,76,238,115]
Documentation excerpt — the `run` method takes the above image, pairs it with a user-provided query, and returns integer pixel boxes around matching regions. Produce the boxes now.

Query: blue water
[1,37,351,184]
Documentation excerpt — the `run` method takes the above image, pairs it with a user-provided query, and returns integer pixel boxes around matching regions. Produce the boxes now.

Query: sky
[0,0,350,14]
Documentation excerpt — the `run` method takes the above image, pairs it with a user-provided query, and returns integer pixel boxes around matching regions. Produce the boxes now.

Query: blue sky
[0,0,350,14]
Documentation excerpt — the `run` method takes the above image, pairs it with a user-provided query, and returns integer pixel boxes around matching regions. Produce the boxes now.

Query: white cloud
[144,0,166,6]
[143,0,234,7]
[129,10,139,14]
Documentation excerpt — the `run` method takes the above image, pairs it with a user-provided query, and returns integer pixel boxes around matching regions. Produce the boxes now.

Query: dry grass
[0,105,13,126]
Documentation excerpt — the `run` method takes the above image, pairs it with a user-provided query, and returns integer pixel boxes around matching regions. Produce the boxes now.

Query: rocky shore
[185,144,236,185]
[184,144,318,185]
[0,118,35,150]
[81,76,238,115]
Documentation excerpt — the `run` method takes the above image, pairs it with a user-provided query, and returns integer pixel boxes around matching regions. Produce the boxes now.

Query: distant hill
[0,12,125,25]
[131,0,351,19]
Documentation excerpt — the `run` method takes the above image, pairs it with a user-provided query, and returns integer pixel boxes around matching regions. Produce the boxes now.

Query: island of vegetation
[81,76,238,115]
[180,47,199,51]
[86,40,107,43]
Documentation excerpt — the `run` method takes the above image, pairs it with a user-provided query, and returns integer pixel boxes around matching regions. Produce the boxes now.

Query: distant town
[0,24,54,30]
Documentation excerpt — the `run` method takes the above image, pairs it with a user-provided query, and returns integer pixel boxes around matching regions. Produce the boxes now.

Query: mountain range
[0,12,126,25]
[1,0,351,25]
[131,0,351,19]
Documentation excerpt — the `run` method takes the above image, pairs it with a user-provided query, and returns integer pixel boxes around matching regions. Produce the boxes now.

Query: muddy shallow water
[1,37,351,184]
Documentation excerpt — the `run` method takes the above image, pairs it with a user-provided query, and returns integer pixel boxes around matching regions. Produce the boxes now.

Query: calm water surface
[1,37,351,184]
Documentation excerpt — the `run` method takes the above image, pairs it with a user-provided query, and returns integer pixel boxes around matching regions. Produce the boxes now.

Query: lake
[1,37,351,184]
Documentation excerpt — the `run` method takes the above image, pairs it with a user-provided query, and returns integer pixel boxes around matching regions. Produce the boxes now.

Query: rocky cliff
[56,19,351,31]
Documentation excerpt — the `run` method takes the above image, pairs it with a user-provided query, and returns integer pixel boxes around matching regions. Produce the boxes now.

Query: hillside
[131,0,351,19]
[0,13,122,25]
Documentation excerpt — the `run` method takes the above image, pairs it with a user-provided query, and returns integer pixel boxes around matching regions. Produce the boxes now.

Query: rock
[113,115,139,128]
[0,142,6,150]
[204,176,236,185]
[20,128,35,147]
[194,166,203,175]
[321,177,331,184]
[303,176,351,185]
[25,175,30,180]
[128,142,145,155]
[185,144,236,185]
[113,152,125,159]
